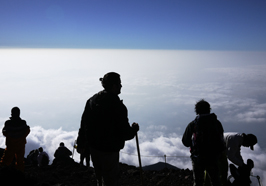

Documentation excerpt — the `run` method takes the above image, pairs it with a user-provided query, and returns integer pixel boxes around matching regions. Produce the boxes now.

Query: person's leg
[86,148,91,167]
[204,171,212,186]
[206,160,221,186]
[90,148,120,186]
[192,157,205,186]
[80,151,85,166]
[15,144,26,172]
[205,153,228,186]
[101,151,119,186]
[219,152,228,186]
[90,148,104,186]
[0,147,16,167]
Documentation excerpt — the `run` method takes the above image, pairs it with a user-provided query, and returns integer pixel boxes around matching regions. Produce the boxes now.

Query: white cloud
[236,103,266,123]
[120,133,192,170]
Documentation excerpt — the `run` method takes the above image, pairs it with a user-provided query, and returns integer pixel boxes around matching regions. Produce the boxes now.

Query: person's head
[11,107,20,118]
[100,72,122,95]
[195,99,211,115]
[60,142,64,147]
[39,147,43,153]
[242,133,257,150]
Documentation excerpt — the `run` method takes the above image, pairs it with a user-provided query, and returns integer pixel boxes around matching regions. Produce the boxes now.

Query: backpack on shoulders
[191,116,225,158]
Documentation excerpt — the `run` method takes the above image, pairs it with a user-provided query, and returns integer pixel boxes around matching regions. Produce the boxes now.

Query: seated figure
[227,159,254,186]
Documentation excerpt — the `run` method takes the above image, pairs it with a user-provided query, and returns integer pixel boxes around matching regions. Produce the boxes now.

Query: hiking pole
[136,133,144,186]
[251,175,263,186]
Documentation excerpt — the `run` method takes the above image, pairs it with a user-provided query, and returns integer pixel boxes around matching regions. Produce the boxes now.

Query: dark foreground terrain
[0,160,193,186]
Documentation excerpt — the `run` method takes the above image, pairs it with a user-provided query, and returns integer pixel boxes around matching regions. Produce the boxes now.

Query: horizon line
[1,47,265,53]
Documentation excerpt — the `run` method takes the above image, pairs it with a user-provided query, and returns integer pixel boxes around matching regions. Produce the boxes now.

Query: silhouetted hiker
[27,149,39,166]
[0,107,30,172]
[80,72,139,186]
[182,99,225,186]
[204,133,258,186]
[37,147,49,167]
[222,133,257,184]
[77,128,90,167]
[53,142,73,165]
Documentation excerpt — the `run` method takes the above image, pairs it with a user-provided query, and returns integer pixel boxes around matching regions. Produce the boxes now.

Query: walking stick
[251,175,263,186]
[136,133,144,186]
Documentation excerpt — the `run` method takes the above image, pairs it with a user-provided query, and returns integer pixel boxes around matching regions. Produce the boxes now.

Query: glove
[132,122,139,132]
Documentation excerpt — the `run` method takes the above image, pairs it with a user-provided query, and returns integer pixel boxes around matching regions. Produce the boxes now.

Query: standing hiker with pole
[80,72,139,186]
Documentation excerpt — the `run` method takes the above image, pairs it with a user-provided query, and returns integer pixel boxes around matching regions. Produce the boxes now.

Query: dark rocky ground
[0,147,193,186]
[0,160,193,186]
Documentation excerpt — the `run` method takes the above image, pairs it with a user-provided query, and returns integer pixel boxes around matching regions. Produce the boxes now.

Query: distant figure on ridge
[53,142,73,165]
[0,107,30,172]
[182,99,225,186]
[80,72,139,186]
[27,149,39,166]
[37,147,49,167]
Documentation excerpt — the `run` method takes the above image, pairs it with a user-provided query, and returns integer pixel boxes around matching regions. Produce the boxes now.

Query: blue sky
[1,0,266,50]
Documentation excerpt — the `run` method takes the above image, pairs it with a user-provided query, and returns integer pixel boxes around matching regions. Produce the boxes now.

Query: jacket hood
[197,113,217,120]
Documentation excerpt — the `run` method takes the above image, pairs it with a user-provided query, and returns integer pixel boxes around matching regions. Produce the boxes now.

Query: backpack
[41,154,49,166]
[191,115,225,157]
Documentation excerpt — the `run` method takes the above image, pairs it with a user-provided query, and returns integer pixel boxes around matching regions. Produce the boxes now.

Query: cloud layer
[0,49,266,186]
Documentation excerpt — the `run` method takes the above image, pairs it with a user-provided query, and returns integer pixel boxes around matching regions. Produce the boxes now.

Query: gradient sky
[1,0,266,50]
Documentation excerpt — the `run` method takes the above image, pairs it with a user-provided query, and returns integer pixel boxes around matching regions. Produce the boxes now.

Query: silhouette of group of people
[182,99,258,186]
[26,142,73,167]
[0,106,74,172]
[27,147,49,167]
[0,72,258,186]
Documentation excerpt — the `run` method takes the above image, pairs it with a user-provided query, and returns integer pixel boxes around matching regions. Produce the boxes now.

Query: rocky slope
[0,147,193,186]
[0,160,193,186]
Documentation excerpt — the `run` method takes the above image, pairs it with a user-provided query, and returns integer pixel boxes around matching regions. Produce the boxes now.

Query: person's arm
[77,128,85,153]
[119,103,138,141]
[80,100,91,129]
[79,99,93,147]
[45,152,50,161]
[182,121,194,147]
[23,124,30,138]
[227,137,244,166]
[2,123,7,137]
[54,149,58,158]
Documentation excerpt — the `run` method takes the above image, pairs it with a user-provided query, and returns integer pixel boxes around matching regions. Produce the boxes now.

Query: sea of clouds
[0,126,265,186]
[1,49,266,186]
